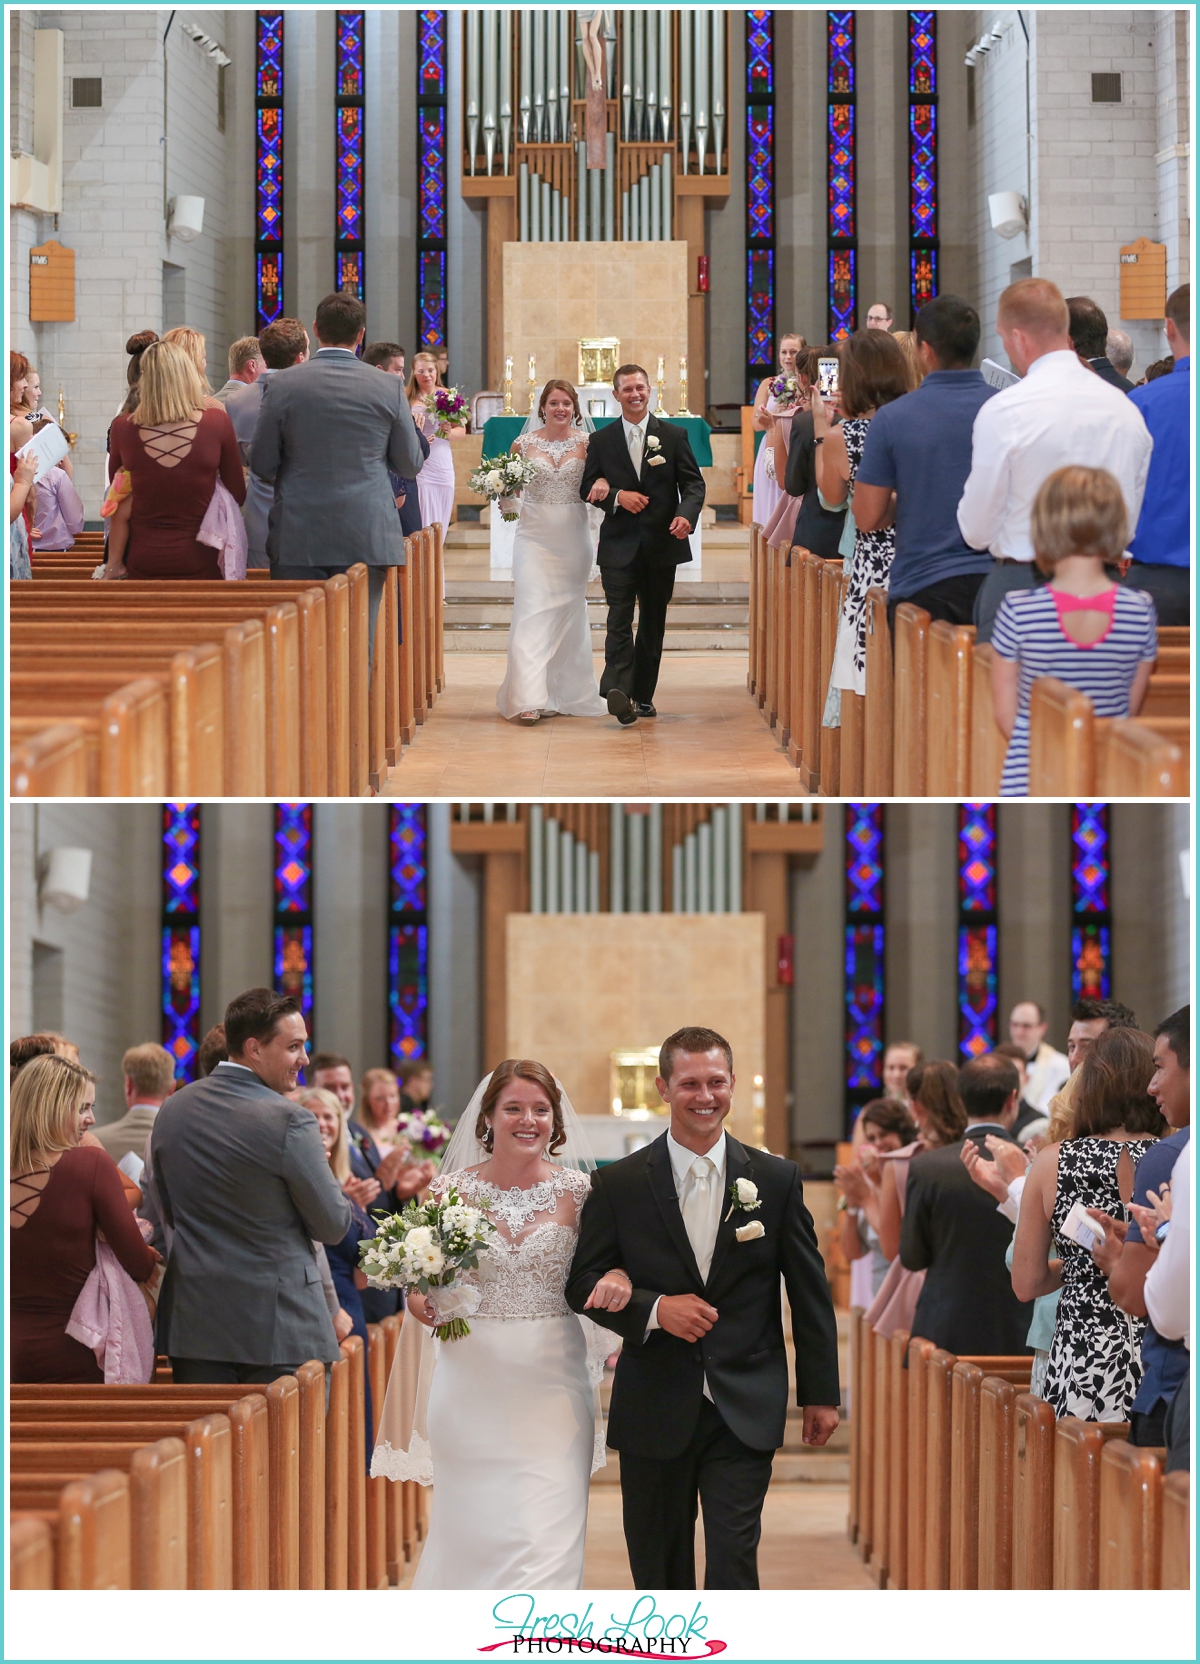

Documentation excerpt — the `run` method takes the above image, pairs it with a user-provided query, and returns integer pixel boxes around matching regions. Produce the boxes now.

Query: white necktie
[627,423,643,475]
[680,1155,719,1281]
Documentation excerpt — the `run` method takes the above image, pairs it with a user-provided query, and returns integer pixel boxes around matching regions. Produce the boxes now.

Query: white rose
[736,1221,766,1242]
[735,1178,760,1209]
[485,469,503,491]
[418,1245,446,1276]
[404,1225,433,1249]
[646,434,661,450]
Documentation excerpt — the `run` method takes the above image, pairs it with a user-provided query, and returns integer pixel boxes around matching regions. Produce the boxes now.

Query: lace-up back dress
[496,432,606,720]
[108,406,246,578]
[384,1164,600,1589]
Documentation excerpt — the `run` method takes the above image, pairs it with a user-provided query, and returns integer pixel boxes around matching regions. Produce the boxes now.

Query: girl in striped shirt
[991,466,1158,796]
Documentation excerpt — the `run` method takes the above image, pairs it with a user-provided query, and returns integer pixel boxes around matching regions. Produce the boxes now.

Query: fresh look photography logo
[479,1596,728,1658]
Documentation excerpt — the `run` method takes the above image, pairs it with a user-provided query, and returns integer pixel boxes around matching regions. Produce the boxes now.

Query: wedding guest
[752,332,803,530]
[1067,295,1133,392]
[991,466,1157,797]
[104,341,245,579]
[359,1066,403,1150]
[408,349,462,533]
[233,316,309,570]
[11,1055,158,1382]
[882,1041,923,1105]
[10,423,36,579]
[1106,329,1134,383]
[93,1043,175,1165]
[31,464,84,552]
[1009,1000,1070,1109]
[1012,1025,1165,1421]
[1067,996,1138,1071]
[761,345,812,552]
[1124,283,1191,625]
[1143,1145,1190,1472]
[116,329,158,418]
[213,337,265,405]
[866,302,893,331]
[784,346,847,561]
[993,1041,1044,1141]
[195,1024,229,1077]
[400,1058,435,1116]
[835,1098,917,1305]
[900,1053,1033,1355]
[364,341,429,538]
[957,278,1152,643]
[160,325,214,394]
[11,1031,81,1071]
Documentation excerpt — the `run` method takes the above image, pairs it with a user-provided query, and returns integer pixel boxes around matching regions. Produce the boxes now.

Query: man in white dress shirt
[957,277,1153,642]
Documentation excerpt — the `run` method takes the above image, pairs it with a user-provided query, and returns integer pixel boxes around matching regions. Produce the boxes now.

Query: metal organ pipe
[620,9,632,140]
[604,129,615,240]
[610,804,625,913]
[632,10,644,141]
[713,808,728,914]
[645,12,658,143]
[679,10,692,172]
[658,10,672,139]
[466,11,481,175]
[627,812,645,913]
[532,9,545,141]
[647,805,663,913]
[529,805,543,912]
[519,9,532,142]
[661,151,672,238]
[519,161,530,239]
[694,8,709,175]
[482,8,498,175]
[711,10,725,174]
[728,802,742,912]
[500,9,513,174]
[559,13,570,139]
[546,8,558,141]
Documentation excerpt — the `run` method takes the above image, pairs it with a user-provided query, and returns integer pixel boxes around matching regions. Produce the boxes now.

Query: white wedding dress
[496,435,607,720]
[371,1165,602,1589]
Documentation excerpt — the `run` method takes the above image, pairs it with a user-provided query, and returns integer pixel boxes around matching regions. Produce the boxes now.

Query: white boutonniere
[645,434,665,465]
[725,1177,761,1222]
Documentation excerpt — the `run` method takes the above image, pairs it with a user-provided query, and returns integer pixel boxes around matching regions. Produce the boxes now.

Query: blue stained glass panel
[845,925,885,1092]
[909,103,936,240]
[162,803,201,1082]
[389,806,428,1068]
[747,248,774,369]
[1071,803,1110,912]
[829,246,856,339]
[1072,924,1112,1002]
[828,104,855,240]
[959,925,998,1059]
[746,10,773,97]
[909,9,936,95]
[958,804,996,913]
[828,11,854,96]
[744,12,774,399]
[420,107,448,241]
[746,107,774,243]
[907,10,937,323]
[274,804,314,1035]
[255,12,284,332]
[845,804,884,916]
[419,8,446,97]
[417,10,447,353]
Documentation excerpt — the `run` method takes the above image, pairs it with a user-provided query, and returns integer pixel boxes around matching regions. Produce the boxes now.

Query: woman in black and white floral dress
[1012,1027,1164,1421]
[811,331,914,724]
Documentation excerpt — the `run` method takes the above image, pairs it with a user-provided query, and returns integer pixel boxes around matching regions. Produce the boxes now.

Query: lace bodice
[433,1166,591,1320]
[516,434,589,505]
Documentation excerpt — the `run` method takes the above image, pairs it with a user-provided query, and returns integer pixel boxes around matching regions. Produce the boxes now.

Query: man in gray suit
[250,291,425,662]
[150,987,351,1384]
[226,318,310,570]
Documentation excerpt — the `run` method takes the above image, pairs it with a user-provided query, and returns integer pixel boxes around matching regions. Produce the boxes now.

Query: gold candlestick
[526,354,537,416]
[56,384,77,448]
[675,355,694,417]
[501,356,514,415]
[654,354,667,416]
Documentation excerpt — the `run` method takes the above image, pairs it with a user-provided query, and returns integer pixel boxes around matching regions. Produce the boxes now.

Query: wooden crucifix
[580,8,611,168]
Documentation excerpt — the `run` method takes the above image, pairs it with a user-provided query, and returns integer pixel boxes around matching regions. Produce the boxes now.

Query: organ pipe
[466,11,481,175]
[632,10,644,141]
[627,812,645,914]
[649,162,660,240]
[697,820,713,915]
[560,828,574,913]
[519,9,532,142]
[610,804,625,913]
[559,13,571,138]
[544,814,559,913]
[647,805,663,913]
[694,7,709,175]
[713,808,728,914]
[661,150,672,238]
[728,802,742,912]
[658,10,672,139]
[679,10,692,173]
[711,10,724,174]
[482,8,498,175]
[500,10,513,175]
[529,804,543,911]
[532,10,545,141]
[604,129,615,239]
[645,12,657,142]
[620,9,632,140]
[546,7,558,141]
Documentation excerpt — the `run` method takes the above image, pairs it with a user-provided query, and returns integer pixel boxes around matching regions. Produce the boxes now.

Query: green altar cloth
[480,413,714,468]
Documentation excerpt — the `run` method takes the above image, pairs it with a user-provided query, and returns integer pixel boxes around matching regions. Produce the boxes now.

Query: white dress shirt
[646,1131,727,1398]
[1024,1042,1071,1114]
[957,349,1153,562]
[622,412,650,481]
[1144,1147,1190,1349]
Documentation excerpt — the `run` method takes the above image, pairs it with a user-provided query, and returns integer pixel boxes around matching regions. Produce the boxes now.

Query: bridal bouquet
[469,450,538,520]
[769,371,802,406]
[358,1187,498,1340]
[396,1106,451,1161]
[424,385,469,437]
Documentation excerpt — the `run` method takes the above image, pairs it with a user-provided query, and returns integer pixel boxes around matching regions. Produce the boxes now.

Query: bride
[496,381,609,724]
[370,1059,631,1589]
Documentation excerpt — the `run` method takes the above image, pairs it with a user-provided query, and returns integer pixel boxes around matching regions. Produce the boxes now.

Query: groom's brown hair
[613,363,650,390]
[659,1027,734,1083]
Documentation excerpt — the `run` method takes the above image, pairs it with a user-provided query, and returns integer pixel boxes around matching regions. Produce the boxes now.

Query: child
[98,465,132,579]
[991,465,1157,796]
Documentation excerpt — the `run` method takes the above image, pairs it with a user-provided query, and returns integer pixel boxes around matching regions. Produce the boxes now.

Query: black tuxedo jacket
[565,1131,840,1459]
[899,1124,1034,1357]
[579,415,706,570]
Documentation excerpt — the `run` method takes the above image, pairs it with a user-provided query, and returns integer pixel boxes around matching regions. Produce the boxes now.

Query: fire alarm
[697,255,710,293]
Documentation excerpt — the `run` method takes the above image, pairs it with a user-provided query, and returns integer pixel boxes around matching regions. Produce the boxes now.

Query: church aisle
[383,653,805,798]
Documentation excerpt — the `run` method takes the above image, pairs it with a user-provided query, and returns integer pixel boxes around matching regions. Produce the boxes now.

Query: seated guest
[1013,1026,1164,1421]
[11,1055,158,1382]
[93,1042,175,1164]
[149,988,350,1384]
[235,317,310,570]
[855,294,999,628]
[1067,996,1138,1071]
[31,464,85,552]
[363,341,430,539]
[297,1086,377,1451]
[783,345,847,562]
[900,1052,1034,1355]
[991,466,1157,797]
[213,336,265,405]
[835,1098,917,1306]
[1067,295,1133,392]
[104,340,246,579]
[1088,1007,1190,1447]
[1123,283,1191,625]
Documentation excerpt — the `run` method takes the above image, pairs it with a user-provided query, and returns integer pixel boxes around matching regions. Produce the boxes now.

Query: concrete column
[774,8,837,347]
[198,804,274,1032]
[885,804,959,1064]
[446,9,486,393]
[705,17,745,407]
[427,805,484,1118]
[312,804,389,1071]
[856,9,909,327]
[1111,803,1191,1029]
[996,802,1072,1050]
[1155,9,1191,291]
[932,10,981,316]
[789,803,845,1149]
[223,7,257,345]
[284,9,336,326]
[365,8,401,346]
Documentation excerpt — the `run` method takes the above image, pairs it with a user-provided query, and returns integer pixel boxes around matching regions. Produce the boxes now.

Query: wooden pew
[295,1359,328,1590]
[857,1320,875,1563]
[325,1348,350,1589]
[1099,717,1189,797]
[798,551,826,792]
[10,677,168,795]
[343,1334,369,1589]
[1028,677,1096,794]
[763,541,779,729]
[1053,1416,1130,1588]
[748,525,765,703]
[1161,1471,1190,1589]
[885,1330,910,1589]
[1099,1440,1163,1588]
[774,539,791,747]
[868,1312,890,1585]
[380,1314,407,1582]
[924,1348,956,1589]
[9,1514,55,1589]
[13,1469,133,1589]
[926,622,974,796]
[786,551,805,768]
[432,519,446,695]
[847,1310,863,1546]
[10,722,90,797]
[968,644,1006,796]
[367,1324,390,1587]
[892,603,930,796]
[817,562,843,796]
[905,1336,936,1589]
[863,587,893,796]
[978,1375,1021,1588]
[948,1361,983,1589]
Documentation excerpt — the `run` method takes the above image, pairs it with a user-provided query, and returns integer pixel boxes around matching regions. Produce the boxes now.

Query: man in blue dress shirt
[1125,284,1190,625]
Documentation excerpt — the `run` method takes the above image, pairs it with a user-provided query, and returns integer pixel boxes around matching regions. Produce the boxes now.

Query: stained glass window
[827,12,855,338]
[1071,803,1111,1000]
[162,803,201,1083]
[389,805,429,1069]
[274,804,314,1037]
[957,805,998,1060]
[908,11,938,324]
[745,12,775,400]
[335,11,365,301]
[845,804,885,1124]
[418,11,448,353]
[255,12,284,332]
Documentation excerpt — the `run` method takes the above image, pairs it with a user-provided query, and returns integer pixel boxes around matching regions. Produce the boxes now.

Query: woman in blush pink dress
[751,334,803,530]
[865,1060,967,1340]
[409,352,464,534]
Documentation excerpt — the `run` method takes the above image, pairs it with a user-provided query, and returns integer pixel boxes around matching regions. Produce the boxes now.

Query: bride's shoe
[518,710,541,724]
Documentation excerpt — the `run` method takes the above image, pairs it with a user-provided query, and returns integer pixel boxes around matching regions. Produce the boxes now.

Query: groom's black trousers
[620,1398,775,1590]
[599,556,677,705]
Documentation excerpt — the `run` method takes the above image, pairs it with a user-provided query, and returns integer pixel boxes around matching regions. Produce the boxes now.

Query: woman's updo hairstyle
[125,330,159,387]
[537,379,582,424]
[476,1059,566,1156]
[907,1058,968,1146]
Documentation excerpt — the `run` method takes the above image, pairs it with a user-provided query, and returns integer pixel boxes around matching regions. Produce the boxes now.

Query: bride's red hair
[476,1059,566,1155]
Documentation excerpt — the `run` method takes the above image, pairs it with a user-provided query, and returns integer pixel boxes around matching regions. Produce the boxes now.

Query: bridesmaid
[408,350,464,534]
[751,332,804,529]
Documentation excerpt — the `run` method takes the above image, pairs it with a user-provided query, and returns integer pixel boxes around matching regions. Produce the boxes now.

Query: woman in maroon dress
[11,1055,158,1382]
[105,339,245,579]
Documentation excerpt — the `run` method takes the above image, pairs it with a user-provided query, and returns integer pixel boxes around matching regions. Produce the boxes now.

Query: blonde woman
[408,350,461,533]
[160,325,214,396]
[105,339,245,578]
[11,1055,158,1381]
[359,1066,403,1150]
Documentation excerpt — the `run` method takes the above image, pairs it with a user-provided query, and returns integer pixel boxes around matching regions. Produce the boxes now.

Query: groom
[566,1026,840,1589]
[579,364,706,725]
